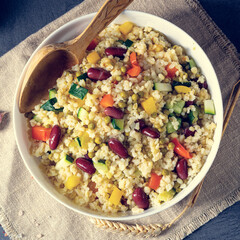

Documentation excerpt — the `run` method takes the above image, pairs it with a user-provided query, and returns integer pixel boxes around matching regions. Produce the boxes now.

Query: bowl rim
[13,10,223,221]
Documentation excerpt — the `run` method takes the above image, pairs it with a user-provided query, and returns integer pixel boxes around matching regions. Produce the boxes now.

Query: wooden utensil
[19,0,134,113]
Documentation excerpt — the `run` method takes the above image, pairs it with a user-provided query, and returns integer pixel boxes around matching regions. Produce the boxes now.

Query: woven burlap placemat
[0,0,239,239]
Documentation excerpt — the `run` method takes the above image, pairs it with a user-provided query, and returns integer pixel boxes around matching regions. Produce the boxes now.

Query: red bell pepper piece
[165,63,178,79]
[172,138,192,159]
[32,126,52,142]
[100,94,114,108]
[148,173,162,190]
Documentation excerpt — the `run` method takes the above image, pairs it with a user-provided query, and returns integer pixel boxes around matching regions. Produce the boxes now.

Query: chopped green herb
[76,137,81,147]
[69,83,88,99]
[40,98,63,113]
[77,72,88,81]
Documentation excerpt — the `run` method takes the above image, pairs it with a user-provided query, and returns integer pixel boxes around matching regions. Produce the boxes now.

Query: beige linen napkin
[0,0,239,239]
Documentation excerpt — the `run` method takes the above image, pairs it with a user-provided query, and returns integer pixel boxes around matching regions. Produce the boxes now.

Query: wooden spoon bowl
[19,0,134,113]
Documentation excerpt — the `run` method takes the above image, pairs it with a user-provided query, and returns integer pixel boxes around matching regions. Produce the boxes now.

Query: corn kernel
[121,66,126,73]
[119,22,134,35]
[95,137,102,145]
[168,142,175,150]
[87,51,100,64]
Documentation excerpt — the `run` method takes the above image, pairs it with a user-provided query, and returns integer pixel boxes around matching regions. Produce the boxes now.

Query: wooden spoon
[19,0,134,113]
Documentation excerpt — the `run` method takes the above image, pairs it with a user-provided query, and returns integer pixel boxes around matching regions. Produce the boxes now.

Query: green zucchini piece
[49,88,57,99]
[158,189,176,202]
[40,98,63,113]
[189,59,196,69]
[204,100,216,115]
[154,83,172,92]
[123,39,133,48]
[166,118,181,134]
[172,80,191,88]
[173,100,185,114]
[94,160,108,173]
[77,72,88,81]
[111,119,124,130]
[77,107,89,121]
[188,106,199,125]
[64,154,74,164]
[165,101,173,110]
[76,137,81,147]
[69,83,88,99]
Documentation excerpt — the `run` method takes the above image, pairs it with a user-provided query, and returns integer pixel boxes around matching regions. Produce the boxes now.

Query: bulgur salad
[26,22,216,214]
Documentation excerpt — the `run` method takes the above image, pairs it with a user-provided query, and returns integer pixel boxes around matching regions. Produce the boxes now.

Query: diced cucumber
[77,107,89,121]
[49,88,57,99]
[166,118,181,134]
[93,160,108,174]
[56,156,73,170]
[77,72,88,81]
[154,83,172,92]
[165,101,173,110]
[188,106,199,125]
[40,97,63,113]
[204,100,216,115]
[69,83,88,99]
[76,137,81,147]
[189,59,196,69]
[64,154,74,164]
[123,39,133,48]
[111,119,124,130]
[165,100,185,114]
[173,100,185,114]
[158,189,176,202]
[33,115,41,122]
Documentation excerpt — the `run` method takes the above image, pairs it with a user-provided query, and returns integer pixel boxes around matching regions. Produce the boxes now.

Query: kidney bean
[141,127,160,139]
[87,68,111,81]
[49,125,61,150]
[132,187,149,209]
[176,159,188,180]
[76,158,96,174]
[105,47,127,57]
[184,128,196,137]
[134,119,146,131]
[104,107,124,119]
[198,81,208,89]
[185,101,194,107]
[108,138,128,158]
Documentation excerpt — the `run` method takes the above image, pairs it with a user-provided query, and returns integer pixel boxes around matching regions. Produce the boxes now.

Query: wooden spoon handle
[67,0,134,60]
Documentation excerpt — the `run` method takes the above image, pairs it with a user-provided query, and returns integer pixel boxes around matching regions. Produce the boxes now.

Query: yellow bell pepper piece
[158,189,176,202]
[65,176,81,190]
[109,186,123,205]
[141,97,157,115]
[119,22,134,35]
[80,132,90,149]
[87,51,100,64]
[174,85,191,93]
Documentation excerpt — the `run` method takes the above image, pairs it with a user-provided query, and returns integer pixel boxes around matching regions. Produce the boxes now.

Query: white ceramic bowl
[13,11,223,220]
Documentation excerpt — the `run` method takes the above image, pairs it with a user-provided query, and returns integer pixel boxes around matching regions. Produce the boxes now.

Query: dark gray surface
[0,0,239,239]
